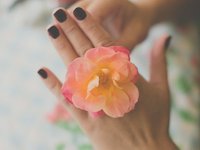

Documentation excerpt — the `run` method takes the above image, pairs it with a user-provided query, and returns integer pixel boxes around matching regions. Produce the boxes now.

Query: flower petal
[85,47,116,63]
[89,110,105,118]
[73,58,95,82]
[103,88,130,118]
[89,52,130,80]
[109,46,130,59]
[129,63,138,83]
[99,50,129,64]
[61,88,73,104]
[121,83,139,111]
[87,75,99,93]
[62,46,139,118]
[111,61,130,81]
[63,57,95,95]
[72,93,105,112]
[63,57,84,91]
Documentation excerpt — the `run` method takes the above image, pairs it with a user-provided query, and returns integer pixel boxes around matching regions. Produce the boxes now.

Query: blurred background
[0,0,199,150]
[0,0,92,150]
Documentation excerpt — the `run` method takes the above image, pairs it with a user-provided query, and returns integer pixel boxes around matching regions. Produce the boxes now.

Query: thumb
[150,35,171,85]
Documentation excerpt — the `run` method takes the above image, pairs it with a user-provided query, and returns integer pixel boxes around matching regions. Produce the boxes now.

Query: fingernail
[48,25,59,39]
[165,36,172,50]
[73,7,87,20]
[54,9,67,23]
[38,69,48,79]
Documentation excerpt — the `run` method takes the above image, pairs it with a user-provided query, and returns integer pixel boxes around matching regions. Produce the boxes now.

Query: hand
[67,0,156,49]
[38,7,177,150]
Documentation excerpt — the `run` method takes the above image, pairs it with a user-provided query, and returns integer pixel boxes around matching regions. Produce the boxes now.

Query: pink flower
[47,103,71,123]
[62,46,139,118]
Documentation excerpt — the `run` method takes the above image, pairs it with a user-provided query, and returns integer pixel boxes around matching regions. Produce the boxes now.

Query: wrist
[146,138,178,150]
[132,134,178,150]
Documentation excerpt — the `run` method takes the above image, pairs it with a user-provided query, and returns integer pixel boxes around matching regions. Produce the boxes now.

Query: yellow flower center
[87,68,116,96]
[98,68,111,88]
[87,68,120,95]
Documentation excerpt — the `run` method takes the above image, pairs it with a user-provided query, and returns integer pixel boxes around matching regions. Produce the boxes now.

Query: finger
[149,34,171,85]
[47,24,78,66]
[68,0,90,11]
[86,0,120,22]
[37,67,88,122]
[53,8,93,56]
[71,7,115,47]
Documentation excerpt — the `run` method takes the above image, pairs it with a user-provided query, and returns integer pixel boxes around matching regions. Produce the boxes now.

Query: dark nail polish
[54,9,67,23]
[38,69,48,79]
[48,26,59,39]
[165,36,172,49]
[73,7,87,20]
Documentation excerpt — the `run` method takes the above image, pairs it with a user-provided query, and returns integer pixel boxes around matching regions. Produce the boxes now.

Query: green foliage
[56,121,82,134]
[178,109,197,123]
[78,144,93,150]
[56,143,65,150]
[176,76,191,93]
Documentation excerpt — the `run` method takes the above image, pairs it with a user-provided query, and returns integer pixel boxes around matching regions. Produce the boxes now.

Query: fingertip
[164,36,172,51]
[38,68,48,79]
[37,67,55,80]
[52,7,66,16]
[159,34,172,51]
[53,8,68,23]
[151,34,172,57]
[47,25,60,39]
[73,7,87,20]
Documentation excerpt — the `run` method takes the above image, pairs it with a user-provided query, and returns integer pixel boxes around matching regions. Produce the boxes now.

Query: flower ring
[62,46,139,118]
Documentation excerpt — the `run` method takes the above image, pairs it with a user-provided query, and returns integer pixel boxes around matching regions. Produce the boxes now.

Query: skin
[38,8,178,150]
[67,0,200,50]
[68,0,155,49]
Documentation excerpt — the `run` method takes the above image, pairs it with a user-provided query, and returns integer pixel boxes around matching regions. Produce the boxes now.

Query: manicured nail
[48,25,59,39]
[54,9,67,23]
[38,69,48,79]
[73,7,87,20]
[165,36,172,50]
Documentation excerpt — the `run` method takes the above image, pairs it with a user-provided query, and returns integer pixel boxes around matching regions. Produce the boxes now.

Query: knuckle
[96,39,115,47]
[64,25,77,34]
[49,81,58,91]
[86,23,98,32]
[77,44,92,56]
[56,40,67,50]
